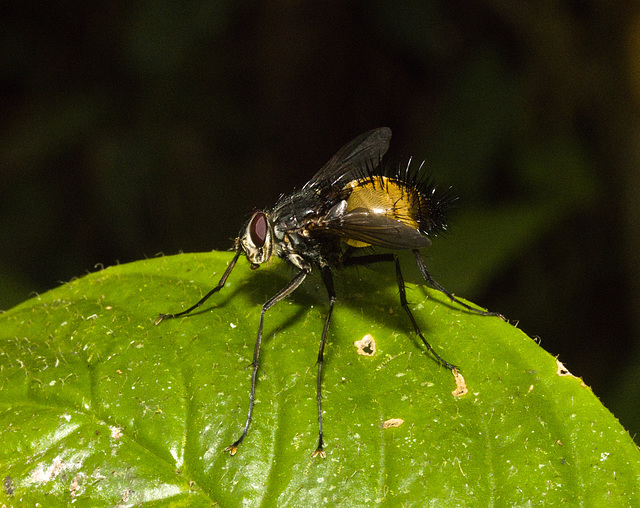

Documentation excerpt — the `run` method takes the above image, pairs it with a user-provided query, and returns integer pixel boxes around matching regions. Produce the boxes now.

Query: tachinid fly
[155,127,501,457]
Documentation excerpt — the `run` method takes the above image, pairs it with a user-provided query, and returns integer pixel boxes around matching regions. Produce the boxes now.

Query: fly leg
[154,249,242,324]
[225,267,310,455]
[412,249,503,319]
[344,253,457,371]
[312,264,337,458]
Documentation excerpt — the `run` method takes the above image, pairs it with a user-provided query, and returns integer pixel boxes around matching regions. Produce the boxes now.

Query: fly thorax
[325,200,348,222]
[240,211,274,268]
[281,229,306,253]
[273,222,286,241]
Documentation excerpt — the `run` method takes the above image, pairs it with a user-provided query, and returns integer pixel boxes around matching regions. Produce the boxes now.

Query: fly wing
[316,207,432,250]
[304,127,392,190]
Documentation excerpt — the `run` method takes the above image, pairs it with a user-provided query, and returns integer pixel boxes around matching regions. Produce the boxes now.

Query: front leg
[312,263,337,458]
[155,249,242,324]
[225,266,310,455]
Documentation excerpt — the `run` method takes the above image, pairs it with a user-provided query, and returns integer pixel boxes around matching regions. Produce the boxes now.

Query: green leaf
[1,251,638,506]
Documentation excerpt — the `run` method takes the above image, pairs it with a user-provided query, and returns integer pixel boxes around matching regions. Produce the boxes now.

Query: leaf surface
[1,251,638,506]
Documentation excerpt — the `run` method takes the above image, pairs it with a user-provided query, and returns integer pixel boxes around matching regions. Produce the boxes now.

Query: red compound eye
[249,212,268,247]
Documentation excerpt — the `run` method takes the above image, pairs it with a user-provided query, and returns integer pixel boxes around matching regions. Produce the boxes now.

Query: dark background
[2,1,640,440]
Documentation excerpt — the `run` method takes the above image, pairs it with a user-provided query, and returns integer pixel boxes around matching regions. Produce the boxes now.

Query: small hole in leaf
[354,334,376,356]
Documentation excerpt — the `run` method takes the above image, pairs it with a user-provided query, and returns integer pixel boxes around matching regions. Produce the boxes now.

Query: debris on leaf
[382,418,404,429]
[452,369,468,397]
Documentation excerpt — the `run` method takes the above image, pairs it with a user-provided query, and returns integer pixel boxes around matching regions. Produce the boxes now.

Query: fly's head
[240,211,274,269]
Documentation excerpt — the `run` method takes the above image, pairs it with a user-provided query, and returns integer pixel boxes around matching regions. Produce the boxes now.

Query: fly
[155,127,501,457]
